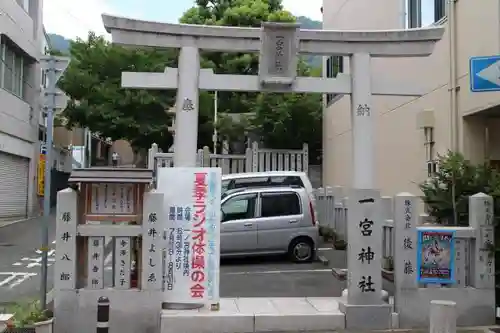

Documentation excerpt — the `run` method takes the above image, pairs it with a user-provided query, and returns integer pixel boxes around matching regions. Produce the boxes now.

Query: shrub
[419,151,500,226]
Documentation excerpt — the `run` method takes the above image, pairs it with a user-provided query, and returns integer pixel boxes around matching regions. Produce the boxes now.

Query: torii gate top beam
[102,14,444,57]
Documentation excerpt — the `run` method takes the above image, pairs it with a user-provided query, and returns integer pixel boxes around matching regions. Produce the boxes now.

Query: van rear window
[222,176,305,193]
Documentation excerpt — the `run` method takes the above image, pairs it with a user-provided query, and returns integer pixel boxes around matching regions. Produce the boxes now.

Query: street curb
[0,216,38,228]
[317,255,329,266]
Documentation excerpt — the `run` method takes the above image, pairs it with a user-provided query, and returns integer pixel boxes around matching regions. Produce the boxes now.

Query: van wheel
[288,237,314,263]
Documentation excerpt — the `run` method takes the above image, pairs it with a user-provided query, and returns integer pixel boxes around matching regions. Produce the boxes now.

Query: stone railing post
[202,146,210,167]
[381,196,393,222]
[469,193,495,289]
[302,143,309,174]
[244,147,253,172]
[148,143,158,170]
[251,141,259,172]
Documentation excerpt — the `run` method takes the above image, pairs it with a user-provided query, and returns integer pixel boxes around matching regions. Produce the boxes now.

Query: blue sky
[43,0,435,40]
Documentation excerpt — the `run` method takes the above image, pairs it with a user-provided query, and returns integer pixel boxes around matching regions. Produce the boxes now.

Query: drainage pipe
[448,0,459,151]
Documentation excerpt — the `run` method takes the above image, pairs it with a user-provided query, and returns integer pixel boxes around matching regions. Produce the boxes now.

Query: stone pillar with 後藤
[393,192,418,327]
[339,188,392,330]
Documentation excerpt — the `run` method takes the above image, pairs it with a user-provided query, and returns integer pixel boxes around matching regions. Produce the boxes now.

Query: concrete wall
[322,0,500,195]
[0,0,44,215]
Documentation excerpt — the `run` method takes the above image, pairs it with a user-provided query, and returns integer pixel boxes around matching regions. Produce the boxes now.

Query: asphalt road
[0,215,57,305]
[220,248,346,298]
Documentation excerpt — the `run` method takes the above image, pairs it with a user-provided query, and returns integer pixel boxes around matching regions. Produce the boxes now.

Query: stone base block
[391,311,399,328]
[339,301,392,330]
[161,311,254,333]
[160,297,346,333]
[255,312,345,332]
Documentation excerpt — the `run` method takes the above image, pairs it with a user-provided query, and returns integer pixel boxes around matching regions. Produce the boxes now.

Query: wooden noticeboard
[83,182,145,224]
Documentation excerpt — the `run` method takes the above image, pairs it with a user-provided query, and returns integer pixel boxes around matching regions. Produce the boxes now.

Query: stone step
[160,297,345,333]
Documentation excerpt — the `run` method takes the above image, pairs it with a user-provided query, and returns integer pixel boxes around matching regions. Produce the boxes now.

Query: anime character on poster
[417,230,455,283]
[423,239,450,268]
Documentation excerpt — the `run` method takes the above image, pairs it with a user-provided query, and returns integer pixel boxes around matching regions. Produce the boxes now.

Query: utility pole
[40,55,70,309]
[213,91,218,154]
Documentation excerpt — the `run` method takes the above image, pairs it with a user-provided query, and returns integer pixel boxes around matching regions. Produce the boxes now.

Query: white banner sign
[158,167,221,305]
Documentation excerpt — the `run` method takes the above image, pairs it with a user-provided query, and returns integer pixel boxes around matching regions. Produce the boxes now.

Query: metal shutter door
[0,152,29,219]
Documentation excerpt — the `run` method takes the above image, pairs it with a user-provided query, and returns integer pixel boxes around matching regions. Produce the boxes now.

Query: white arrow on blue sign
[470,55,500,92]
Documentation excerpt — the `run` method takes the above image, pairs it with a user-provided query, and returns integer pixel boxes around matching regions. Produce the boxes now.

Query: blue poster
[416,229,455,284]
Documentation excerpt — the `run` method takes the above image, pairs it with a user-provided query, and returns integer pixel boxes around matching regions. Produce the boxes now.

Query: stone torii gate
[102,14,444,330]
[102,15,443,189]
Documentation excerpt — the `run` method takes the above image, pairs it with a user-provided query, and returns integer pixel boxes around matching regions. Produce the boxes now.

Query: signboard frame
[416,229,456,284]
[258,22,300,88]
[158,167,222,306]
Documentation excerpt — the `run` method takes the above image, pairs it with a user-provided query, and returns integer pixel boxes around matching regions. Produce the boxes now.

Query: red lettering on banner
[193,173,207,202]
[190,283,205,298]
[191,270,205,283]
[192,255,205,269]
[190,172,208,299]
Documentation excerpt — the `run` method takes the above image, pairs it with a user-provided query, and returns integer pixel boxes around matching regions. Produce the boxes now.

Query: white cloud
[43,0,113,39]
[282,0,323,21]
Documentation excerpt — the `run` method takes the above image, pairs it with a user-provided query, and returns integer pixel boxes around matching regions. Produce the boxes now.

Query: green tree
[56,33,176,164]
[419,151,500,225]
[180,0,322,157]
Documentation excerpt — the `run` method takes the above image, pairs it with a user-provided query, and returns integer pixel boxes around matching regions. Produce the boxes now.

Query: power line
[328,0,352,23]
[333,73,470,137]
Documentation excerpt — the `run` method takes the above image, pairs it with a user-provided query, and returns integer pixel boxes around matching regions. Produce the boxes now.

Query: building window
[406,0,446,28]
[1,39,29,99]
[325,56,344,105]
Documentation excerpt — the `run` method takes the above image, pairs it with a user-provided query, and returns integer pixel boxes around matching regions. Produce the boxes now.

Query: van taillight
[309,201,316,226]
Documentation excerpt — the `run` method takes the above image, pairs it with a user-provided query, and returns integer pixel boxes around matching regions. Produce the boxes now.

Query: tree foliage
[419,151,500,225]
[180,0,322,158]
[57,0,323,161]
[56,33,176,158]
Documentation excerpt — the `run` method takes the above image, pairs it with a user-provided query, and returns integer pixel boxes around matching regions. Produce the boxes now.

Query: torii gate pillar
[350,53,373,188]
[174,46,200,166]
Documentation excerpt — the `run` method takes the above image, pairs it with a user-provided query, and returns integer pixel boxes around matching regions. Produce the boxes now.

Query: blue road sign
[470,55,500,92]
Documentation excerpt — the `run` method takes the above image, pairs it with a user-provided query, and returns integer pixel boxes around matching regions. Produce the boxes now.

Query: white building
[0,0,44,219]
[322,0,500,196]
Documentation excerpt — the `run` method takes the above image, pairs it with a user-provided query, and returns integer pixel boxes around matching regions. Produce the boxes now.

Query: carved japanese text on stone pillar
[394,193,418,291]
[141,191,164,290]
[469,193,495,289]
[346,189,382,305]
[87,236,104,289]
[114,237,131,289]
[55,189,78,290]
